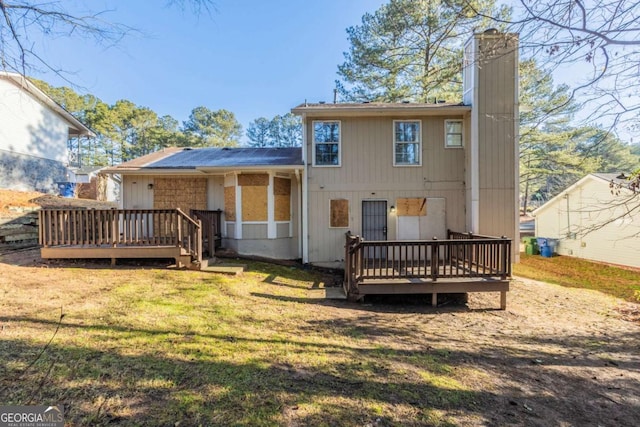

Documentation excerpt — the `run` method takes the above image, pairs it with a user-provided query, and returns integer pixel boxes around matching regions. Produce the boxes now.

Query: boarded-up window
[396,198,427,216]
[224,186,236,221]
[330,199,349,228]
[238,173,269,186]
[274,177,291,221]
[153,178,207,213]
[242,186,268,221]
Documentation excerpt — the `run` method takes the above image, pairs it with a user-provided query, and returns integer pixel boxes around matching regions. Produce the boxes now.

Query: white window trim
[444,119,464,149]
[393,120,422,167]
[312,120,341,167]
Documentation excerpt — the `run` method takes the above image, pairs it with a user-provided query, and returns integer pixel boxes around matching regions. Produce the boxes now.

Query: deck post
[431,292,438,307]
[500,291,507,310]
[500,236,508,280]
[430,237,438,282]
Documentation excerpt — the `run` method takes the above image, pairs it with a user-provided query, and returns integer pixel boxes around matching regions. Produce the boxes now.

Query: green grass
[0,261,481,426]
[514,253,640,302]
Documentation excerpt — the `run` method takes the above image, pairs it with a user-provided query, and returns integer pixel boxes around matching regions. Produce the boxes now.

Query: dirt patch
[0,189,116,213]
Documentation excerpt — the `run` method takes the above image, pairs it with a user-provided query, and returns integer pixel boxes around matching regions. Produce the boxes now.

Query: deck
[39,208,208,268]
[344,231,512,308]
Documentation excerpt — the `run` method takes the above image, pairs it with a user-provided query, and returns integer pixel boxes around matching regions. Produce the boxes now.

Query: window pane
[446,121,462,134]
[316,143,339,165]
[395,122,419,142]
[314,122,339,143]
[395,143,419,164]
[446,134,463,147]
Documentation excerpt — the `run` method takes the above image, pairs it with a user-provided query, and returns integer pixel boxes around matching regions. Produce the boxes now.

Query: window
[393,120,421,166]
[445,120,463,148]
[313,121,340,166]
[330,199,349,228]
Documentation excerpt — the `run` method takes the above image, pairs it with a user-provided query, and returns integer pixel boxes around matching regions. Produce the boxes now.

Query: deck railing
[39,208,202,262]
[190,209,222,257]
[344,230,511,294]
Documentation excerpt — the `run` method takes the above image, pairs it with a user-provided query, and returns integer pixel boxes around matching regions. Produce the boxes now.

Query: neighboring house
[105,147,304,259]
[69,166,121,202]
[533,173,640,269]
[0,72,94,192]
[102,31,519,268]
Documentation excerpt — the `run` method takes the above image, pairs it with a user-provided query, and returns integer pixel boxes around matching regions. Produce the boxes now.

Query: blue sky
[32,0,387,137]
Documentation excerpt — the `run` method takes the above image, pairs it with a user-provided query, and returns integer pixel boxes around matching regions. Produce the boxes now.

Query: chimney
[463,31,519,256]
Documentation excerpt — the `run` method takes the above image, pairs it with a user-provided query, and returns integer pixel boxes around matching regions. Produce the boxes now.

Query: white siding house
[0,72,93,192]
[533,173,640,269]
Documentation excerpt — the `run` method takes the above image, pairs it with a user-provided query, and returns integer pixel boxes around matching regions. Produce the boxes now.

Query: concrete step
[200,261,245,275]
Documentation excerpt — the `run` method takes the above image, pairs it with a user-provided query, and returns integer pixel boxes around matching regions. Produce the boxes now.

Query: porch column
[267,171,276,239]
[234,173,242,239]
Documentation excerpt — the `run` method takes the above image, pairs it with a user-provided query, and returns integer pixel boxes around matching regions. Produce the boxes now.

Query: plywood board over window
[238,173,269,186]
[224,186,236,221]
[274,177,291,221]
[396,198,427,216]
[242,186,268,221]
[330,199,349,228]
[153,178,207,213]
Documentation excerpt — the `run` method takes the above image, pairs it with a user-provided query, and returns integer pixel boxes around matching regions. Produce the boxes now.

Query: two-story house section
[292,31,519,268]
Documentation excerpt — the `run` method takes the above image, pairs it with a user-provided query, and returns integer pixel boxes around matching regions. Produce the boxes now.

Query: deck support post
[500,291,507,310]
[431,293,438,307]
[111,257,116,266]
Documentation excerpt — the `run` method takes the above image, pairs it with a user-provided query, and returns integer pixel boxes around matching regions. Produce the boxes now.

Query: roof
[532,173,637,216]
[291,102,471,117]
[105,147,303,173]
[0,72,95,137]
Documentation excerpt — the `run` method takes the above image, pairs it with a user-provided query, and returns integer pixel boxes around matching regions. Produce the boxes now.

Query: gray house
[0,72,94,192]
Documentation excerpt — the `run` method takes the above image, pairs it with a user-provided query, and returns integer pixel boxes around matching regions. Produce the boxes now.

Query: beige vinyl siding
[276,222,290,238]
[536,176,640,269]
[305,115,467,265]
[122,176,154,209]
[475,35,518,243]
[242,224,268,239]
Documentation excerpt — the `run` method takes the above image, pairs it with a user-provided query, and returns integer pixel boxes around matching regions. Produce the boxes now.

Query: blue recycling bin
[540,245,553,257]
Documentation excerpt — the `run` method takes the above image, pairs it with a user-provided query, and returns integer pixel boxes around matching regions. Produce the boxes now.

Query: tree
[183,107,242,147]
[246,113,302,147]
[246,117,272,147]
[336,0,509,102]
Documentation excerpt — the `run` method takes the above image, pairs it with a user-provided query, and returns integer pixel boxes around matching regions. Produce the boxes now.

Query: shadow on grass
[1,324,639,426]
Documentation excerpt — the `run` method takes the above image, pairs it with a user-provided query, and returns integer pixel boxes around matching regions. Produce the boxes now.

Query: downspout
[301,114,309,264]
[295,169,301,258]
[565,193,570,237]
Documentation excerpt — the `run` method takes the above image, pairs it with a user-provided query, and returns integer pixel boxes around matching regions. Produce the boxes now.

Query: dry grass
[1,255,639,426]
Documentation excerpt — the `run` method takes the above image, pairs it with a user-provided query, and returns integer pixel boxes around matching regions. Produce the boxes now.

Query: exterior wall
[466,33,519,255]
[0,150,67,192]
[536,177,640,269]
[0,78,70,162]
[122,175,154,209]
[304,115,467,266]
[222,171,301,260]
[120,171,301,260]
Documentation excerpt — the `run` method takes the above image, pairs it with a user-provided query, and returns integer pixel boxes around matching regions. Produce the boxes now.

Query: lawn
[514,253,640,303]
[1,255,639,426]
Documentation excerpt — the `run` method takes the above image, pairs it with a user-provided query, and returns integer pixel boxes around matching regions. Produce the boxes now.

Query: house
[292,30,519,268]
[533,173,640,269]
[39,31,518,306]
[0,72,94,192]
[69,166,121,202]
[104,147,304,260]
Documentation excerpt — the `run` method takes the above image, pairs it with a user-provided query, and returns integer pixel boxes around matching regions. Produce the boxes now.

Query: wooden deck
[39,208,203,268]
[344,231,512,308]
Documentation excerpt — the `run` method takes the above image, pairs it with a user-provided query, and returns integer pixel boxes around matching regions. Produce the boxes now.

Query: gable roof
[532,173,636,216]
[104,147,303,174]
[291,102,471,117]
[0,72,95,137]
